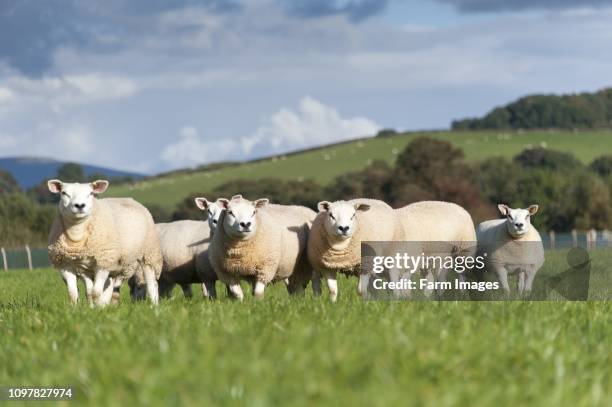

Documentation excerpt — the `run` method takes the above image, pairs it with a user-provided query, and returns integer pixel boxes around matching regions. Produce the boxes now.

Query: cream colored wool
[395,200,477,258]
[307,199,403,277]
[209,203,315,290]
[476,219,544,270]
[48,198,162,282]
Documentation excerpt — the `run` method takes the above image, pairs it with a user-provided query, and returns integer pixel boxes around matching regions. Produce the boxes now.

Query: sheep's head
[47,179,109,221]
[498,204,539,238]
[218,195,268,239]
[195,197,228,233]
[317,200,371,240]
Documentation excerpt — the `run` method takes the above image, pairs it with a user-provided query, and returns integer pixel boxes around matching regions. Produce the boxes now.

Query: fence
[1,230,611,270]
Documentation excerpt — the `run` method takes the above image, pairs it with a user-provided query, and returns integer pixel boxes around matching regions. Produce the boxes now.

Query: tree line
[452,88,612,130]
[1,140,611,247]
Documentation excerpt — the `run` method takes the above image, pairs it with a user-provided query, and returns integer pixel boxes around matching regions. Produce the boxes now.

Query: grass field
[1,249,610,406]
[106,130,612,209]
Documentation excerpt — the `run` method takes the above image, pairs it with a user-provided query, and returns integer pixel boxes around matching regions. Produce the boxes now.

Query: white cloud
[243,96,379,154]
[159,97,379,169]
[0,87,13,105]
[160,126,239,168]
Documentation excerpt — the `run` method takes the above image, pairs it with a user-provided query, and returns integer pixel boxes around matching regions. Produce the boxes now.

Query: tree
[0,170,20,194]
[56,163,85,182]
[589,155,612,178]
[513,148,582,172]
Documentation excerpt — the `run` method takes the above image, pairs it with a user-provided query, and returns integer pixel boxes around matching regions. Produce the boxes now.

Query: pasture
[1,249,610,406]
[106,130,612,209]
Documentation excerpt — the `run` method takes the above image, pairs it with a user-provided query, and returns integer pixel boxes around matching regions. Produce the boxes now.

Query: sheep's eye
[252,211,256,217]
[227,211,234,217]
[208,210,213,215]
[351,213,356,220]
[89,192,94,196]
[329,213,335,220]
[61,191,69,197]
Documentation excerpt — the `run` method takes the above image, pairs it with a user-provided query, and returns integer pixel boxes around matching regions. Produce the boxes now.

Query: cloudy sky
[1,0,611,174]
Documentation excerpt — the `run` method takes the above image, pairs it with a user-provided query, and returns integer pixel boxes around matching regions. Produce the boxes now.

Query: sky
[1,0,611,174]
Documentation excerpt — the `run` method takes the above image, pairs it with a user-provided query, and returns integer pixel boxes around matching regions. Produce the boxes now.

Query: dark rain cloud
[0,0,240,77]
[281,0,389,22]
[435,0,612,13]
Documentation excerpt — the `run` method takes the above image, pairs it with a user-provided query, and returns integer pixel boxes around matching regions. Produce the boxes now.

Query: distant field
[1,249,610,406]
[107,130,612,209]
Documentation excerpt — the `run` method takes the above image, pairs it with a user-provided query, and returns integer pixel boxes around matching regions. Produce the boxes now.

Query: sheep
[307,199,404,302]
[392,201,477,298]
[208,196,315,300]
[47,179,162,307]
[476,204,545,296]
[194,197,225,234]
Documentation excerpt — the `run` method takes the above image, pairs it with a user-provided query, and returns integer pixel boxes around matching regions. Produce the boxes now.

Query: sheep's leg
[437,267,450,298]
[524,267,536,297]
[204,280,218,299]
[358,273,371,298]
[92,269,110,306]
[61,270,79,305]
[423,269,436,299]
[228,281,244,301]
[99,277,115,306]
[254,281,266,299]
[82,275,93,305]
[142,265,159,305]
[517,271,526,296]
[311,270,322,296]
[322,270,338,302]
[494,265,510,297]
[180,284,193,298]
[111,277,123,305]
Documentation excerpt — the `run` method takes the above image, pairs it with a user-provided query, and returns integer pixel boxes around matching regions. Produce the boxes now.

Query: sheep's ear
[91,180,109,194]
[218,198,230,209]
[355,203,371,212]
[317,201,331,212]
[231,194,243,201]
[528,204,539,215]
[194,197,210,211]
[254,198,269,208]
[47,179,63,194]
[497,204,509,216]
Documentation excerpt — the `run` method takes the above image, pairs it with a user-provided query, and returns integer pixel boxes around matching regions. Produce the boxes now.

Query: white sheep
[209,196,315,300]
[307,199,404,302]
[194,197,225,234]
[391,201,477,298]
[47,179,162,307]
[476,204,545,296]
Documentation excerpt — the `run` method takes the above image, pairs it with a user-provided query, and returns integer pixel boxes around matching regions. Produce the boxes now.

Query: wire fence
[0,230,611,271]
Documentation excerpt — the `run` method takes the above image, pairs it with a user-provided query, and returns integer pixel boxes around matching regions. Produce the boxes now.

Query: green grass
[106,130,612,209]
[1,249,610,406]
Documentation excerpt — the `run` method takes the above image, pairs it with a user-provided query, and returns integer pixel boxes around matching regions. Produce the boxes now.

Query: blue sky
[1,0,611,174]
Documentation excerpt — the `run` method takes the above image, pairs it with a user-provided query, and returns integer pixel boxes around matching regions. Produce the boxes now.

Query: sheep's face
[219,196,269,239]
[498,204,539,238]
[47,179,109,221]
[195,197,225,233]
[317,201,371,240]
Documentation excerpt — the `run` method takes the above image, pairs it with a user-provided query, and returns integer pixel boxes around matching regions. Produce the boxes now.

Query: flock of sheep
[45,179,545,306]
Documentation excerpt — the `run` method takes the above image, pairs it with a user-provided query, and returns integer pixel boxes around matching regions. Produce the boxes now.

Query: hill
[452,88,612,130]
[0,157,146,189]
[107,130,612,209]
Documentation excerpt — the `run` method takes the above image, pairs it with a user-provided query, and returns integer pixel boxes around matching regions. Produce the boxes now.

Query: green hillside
[107,130,612,209]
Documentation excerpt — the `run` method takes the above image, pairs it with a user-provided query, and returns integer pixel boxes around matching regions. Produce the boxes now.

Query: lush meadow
[1,249,610,406]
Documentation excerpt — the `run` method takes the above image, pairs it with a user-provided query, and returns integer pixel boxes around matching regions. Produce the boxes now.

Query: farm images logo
[360,242,606,301]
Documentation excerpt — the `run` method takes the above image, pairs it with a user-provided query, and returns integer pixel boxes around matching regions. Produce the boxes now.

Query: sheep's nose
[515,222,524,228]
[338,226,349,233]
[74,203,85,210]
[240,221,251,228]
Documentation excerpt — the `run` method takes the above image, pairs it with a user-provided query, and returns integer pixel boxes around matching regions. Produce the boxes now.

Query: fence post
[571,230,578,247]
[1,247,7,271]
[25,245,32,271]
[548,231,555,250]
